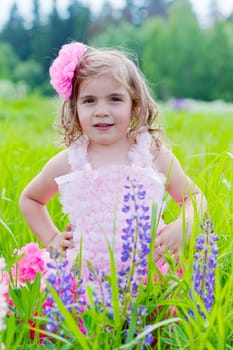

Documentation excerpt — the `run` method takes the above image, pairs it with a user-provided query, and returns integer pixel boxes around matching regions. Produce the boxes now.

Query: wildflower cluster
[4,243,49,286]
[87,262,113,317]
[120,177,154,347]
[120,177,152,295]
[43,250,86,335]
[190,220,218,316]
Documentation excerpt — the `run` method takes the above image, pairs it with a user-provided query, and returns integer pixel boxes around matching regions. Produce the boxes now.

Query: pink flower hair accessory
[49,42,87,100]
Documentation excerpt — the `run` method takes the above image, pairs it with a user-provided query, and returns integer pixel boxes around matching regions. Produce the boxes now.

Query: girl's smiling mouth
[93,123,115,131]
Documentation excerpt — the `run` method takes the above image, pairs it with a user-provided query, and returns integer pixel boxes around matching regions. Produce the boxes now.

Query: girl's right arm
[19,150,73,250]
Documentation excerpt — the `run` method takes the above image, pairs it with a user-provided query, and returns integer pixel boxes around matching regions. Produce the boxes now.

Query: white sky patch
[0,0,233,28]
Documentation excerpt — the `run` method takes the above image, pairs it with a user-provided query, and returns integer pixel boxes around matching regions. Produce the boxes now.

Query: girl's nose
[94,101,110,117]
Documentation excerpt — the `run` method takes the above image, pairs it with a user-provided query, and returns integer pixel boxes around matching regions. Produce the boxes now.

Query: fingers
[59,230,74,251]
[154,244,164,260]
[154,241,179,265]
[61,238,74,249]
[63,231,73,240]
[154,243,166,265]
[173,253,180,265]
[66,223,73,232]
[48,226,74,252]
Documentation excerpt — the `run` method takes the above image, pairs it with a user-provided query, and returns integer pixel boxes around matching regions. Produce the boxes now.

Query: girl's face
[77,74,132,146]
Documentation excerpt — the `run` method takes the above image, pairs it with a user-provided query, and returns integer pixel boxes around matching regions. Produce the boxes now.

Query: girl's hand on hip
[154,219,185,265]
[47,224,74,252]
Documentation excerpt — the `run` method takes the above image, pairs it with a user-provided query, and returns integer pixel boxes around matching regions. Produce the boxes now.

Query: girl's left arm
[153,145,207,263]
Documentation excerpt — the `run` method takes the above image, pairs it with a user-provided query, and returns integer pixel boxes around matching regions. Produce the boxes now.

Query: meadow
[0,95,232,349]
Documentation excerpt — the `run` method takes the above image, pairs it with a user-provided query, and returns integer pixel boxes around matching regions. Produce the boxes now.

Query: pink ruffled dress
[55,132,167,286]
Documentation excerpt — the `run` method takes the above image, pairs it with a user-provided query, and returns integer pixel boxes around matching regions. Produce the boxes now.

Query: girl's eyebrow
[78,92,126,99]
[78,94,94,100]
[109,92,125,96]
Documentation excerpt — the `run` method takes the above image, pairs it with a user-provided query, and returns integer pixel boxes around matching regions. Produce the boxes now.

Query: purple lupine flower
[115,178,153,338]
[141,325,155,349]
[43,250,86,335]
[119,177,152,296]
[87,261,113,318]
[190,220,218,316]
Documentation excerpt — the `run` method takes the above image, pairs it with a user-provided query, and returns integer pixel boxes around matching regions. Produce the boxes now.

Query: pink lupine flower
[4,243,50,286]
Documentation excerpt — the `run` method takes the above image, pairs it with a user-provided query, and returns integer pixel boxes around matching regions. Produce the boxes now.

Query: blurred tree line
[0,0,232,101]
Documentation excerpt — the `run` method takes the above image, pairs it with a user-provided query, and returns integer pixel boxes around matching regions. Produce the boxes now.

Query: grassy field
[0,95,232,349]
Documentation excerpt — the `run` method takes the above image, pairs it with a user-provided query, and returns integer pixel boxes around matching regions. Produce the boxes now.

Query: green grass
[0,95,232,349]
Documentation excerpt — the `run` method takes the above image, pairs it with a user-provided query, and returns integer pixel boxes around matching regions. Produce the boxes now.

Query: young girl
[20,42,207,286]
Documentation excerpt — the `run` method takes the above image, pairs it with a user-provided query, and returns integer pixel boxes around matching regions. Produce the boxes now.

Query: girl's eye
[83,98,94,104]
[111,96,121,102]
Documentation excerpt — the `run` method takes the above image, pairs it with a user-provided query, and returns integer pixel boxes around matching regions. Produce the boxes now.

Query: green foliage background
[0,0,233,101]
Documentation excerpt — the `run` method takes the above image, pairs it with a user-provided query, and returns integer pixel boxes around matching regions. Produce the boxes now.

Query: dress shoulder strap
[68,135,89,171]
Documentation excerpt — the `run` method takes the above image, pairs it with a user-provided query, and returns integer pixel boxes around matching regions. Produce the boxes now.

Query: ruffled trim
[68,132,154,171]
[128,132,153,167]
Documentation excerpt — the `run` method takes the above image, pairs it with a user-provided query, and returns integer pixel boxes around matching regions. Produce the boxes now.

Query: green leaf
[124,302,139,348]
[4,313,17,347]
[107,240,121,327]
[147,201,158,295]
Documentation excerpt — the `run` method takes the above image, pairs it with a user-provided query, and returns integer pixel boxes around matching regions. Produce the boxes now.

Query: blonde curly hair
[55,46,163,147]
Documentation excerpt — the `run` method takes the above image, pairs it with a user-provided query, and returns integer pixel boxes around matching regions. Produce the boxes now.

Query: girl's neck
[87,139,131,169]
